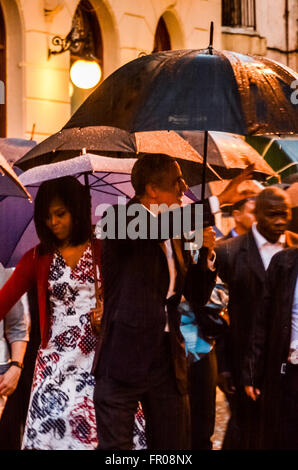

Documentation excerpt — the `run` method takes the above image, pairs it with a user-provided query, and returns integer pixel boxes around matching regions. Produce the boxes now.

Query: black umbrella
[17,25,298,197]
[60,24,298,197]
[16,125,276,186]
[16,126,222,187]
[17,125,275,176]
[63,44,297,135]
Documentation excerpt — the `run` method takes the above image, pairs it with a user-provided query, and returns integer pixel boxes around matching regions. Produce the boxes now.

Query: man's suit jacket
[92,199,216,394]
[215,229,298,386]
[243,248,298,448]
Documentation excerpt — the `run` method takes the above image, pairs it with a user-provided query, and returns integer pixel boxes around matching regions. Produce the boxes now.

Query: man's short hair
[255,187,290,213]
[233,197,256,212]
[131,154,177,197]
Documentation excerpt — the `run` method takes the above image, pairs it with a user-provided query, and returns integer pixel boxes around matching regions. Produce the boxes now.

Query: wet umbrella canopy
[60,44,297,199]
[16,127,222,186]
[63,49,298,135]
[0,138,36,166]
[15,42,297,200]
[0,153,32,200]
[246,135,298,181]
[17,126,275,183]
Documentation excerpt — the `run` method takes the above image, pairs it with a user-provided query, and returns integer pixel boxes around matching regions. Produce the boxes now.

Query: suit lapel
[159,238,187,296]
[171,238,187,293]
[246,231,266,283]
[283,252,298,325]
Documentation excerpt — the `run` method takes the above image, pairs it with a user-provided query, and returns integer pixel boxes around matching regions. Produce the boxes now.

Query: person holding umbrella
[0,176,145,450]
[91,154,256,450]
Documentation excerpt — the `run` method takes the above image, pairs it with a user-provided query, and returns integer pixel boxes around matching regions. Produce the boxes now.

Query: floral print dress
[22,245,146,450]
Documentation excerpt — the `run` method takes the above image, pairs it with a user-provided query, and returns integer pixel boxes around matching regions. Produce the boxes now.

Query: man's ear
[145,183,158,199]
[232,209,241,223]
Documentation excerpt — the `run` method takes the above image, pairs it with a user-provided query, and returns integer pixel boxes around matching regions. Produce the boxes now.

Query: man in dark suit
[220,196,257,241]
[215,187,298,449]
[92,155,254,450]
[244,248,298,449]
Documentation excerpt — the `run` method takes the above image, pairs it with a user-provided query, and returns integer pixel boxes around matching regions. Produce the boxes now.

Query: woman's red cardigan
[0,241,101,348]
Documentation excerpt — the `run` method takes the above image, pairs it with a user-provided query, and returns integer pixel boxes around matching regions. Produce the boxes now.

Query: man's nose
[275,216,287,226]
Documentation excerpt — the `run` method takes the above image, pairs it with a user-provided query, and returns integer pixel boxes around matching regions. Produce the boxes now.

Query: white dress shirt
[251,223,286,270]
[250,225,298,364]
[142,197,218,331]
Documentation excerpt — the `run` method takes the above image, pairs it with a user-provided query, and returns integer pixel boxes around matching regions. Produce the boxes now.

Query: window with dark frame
[0,3,6,137]
[70,0,103,68]
[153,17,171,53]
[222,0,256,29]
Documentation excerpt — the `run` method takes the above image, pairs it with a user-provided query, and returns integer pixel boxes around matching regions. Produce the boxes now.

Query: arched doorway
[0,2,6,136]
[70,0,103,113]
[153,16,171,52]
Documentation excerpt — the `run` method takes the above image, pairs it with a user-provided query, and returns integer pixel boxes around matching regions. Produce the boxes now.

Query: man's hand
[245,385,261,401]
[217,164,256,207]
[202,226,216,258]
[217,371,236,395]
[0,365,22,397]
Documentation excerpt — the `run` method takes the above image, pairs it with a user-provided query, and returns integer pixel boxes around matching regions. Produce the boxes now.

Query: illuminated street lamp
[70,58,102,89]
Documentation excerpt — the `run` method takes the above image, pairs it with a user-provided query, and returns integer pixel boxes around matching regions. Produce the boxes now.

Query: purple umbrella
[0,138,36,166]
[0,153,32,200]
[0,154,196,267]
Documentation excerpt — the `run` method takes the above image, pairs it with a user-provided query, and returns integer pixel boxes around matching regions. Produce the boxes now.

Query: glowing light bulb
[70,59,102,89]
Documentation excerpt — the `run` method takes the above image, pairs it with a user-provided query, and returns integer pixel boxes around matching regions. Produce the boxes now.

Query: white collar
[141,203,157,217]
[252,222,286,248]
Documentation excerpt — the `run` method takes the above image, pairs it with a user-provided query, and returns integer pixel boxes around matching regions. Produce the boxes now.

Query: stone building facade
[0,0,297,140]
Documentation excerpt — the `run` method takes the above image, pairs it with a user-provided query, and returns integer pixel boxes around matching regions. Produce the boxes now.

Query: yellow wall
[0,0,296,141]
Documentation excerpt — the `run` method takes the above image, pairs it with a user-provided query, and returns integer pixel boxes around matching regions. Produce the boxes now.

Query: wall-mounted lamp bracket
[48,28,88,59]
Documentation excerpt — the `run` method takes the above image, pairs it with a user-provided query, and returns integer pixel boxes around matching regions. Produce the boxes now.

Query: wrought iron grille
[222,0,256,29]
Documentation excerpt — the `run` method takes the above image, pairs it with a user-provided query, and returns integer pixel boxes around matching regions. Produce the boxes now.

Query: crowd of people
[0,153,297,450]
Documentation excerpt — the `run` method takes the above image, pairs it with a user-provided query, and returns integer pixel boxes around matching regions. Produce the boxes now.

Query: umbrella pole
[208,21,214,55]
[84,172,95,239]
[201,21,213,201]
[201,130,209,201]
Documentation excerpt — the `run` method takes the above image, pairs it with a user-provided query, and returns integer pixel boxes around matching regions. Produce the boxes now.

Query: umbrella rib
[91,187,128,197]
[0,165,32,201]
[89,172,131,185]
[91,180,131,189]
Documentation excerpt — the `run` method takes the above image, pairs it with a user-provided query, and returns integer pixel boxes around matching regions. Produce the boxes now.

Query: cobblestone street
[211,388,230,450]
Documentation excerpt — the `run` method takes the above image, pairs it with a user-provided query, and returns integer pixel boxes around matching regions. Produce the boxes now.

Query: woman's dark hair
[34,176,92,252]
[131,154,177,197]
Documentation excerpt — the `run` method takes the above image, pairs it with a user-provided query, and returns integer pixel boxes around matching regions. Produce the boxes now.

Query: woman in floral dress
[0,176,146,450]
